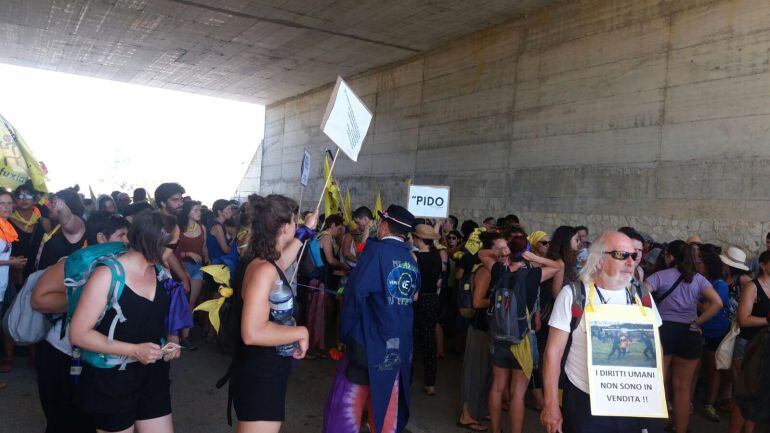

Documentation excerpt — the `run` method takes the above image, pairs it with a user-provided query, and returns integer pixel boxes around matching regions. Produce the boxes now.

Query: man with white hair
[540,232,664,433]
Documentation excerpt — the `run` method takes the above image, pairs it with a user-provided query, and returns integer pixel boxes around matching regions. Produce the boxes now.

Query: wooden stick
[291,148,341,284]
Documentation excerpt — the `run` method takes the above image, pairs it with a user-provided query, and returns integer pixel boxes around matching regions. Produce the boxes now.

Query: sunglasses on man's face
[604,251,639,261]
[447,236,458,241]
[16,193,34,200]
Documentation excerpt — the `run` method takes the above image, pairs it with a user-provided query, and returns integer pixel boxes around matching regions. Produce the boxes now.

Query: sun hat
[413,224,440,240]
[719,246,749,271]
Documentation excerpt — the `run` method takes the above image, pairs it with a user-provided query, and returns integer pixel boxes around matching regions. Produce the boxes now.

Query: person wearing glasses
[644,240,723,433]
[9,181,50,283]
[541,232,664,433]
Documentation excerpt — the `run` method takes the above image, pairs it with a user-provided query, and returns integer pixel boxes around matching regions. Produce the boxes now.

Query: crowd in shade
[0,181,768,433]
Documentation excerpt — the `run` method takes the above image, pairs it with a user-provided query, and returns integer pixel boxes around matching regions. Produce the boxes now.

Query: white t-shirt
[548,282,662,394]
[46,319,73,356]
[0,239,11,301]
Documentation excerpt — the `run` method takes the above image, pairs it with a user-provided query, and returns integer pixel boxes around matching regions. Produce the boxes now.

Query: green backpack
[63,242,135,369]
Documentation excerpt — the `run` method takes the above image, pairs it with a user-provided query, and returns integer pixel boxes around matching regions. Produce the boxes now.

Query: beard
[601,271,634,290]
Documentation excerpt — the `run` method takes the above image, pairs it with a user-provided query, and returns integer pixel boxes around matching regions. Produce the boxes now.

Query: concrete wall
[253,0,770,253]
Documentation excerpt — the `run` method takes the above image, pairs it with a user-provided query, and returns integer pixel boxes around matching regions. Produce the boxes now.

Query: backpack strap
[652,274,684,305]
[98,258,131,370]
[569,281,586,332]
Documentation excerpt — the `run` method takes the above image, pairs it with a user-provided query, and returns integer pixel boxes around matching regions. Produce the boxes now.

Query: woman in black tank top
[730,251,770,433]
[229,195,318,432]
[69,211,181,433]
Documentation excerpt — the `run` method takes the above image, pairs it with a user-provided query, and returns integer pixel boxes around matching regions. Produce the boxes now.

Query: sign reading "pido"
[407,185,450,218]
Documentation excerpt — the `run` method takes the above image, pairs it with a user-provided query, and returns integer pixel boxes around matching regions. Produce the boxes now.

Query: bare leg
[236,421,281,433]
[136,414,174,433]
[509,370,529,433]
[671,356,699,433]
[488,366,511,433]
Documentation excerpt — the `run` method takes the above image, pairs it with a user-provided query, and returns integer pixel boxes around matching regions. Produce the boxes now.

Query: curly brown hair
[247,195,298,261]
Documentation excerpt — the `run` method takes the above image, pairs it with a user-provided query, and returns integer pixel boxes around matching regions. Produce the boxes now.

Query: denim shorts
[183,261,203,281]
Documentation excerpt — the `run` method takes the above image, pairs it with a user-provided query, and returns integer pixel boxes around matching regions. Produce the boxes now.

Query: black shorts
[231,367,290,422]
[660,321,703,360]
[77,361,171,432]
[491,341,523,370]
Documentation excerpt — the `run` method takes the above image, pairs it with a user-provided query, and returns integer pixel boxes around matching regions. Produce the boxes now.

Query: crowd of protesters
[0,181,768,433]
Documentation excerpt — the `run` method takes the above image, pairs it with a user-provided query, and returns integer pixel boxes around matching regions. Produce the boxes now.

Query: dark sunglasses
[538,240,550,246]
[447,236,458,240]
[16,193,34,200]
[604,251,638,261]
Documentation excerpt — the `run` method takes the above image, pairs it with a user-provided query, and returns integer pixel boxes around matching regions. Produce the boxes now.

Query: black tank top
[234,259,292,376]
[11,220,44,280]
[416,250,442,295]
[739,279,770,341]
[37,224,85,270]
[96,274,169,345]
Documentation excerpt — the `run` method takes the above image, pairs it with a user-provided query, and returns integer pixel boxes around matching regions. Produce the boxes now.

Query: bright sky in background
[0,62,264,207]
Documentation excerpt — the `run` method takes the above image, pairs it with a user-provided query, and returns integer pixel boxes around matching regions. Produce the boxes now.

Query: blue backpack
[63,242,137,369]
[299,235,326,279]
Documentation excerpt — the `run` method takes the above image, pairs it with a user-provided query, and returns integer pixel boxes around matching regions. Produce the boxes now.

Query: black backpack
[488,264,532,344]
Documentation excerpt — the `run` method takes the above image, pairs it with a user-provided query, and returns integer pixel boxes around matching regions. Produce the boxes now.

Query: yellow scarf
[10,208,41,230]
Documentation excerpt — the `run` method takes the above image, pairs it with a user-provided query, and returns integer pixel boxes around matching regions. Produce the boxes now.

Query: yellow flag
[406,178,412,189]
[88,185,97,202]
[323,154,333,216]
[343,188,353,228]
[0,114,48,193]
[374,191,382,221]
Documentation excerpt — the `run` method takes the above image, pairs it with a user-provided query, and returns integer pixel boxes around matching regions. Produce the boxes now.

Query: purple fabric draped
[164,278,194,336]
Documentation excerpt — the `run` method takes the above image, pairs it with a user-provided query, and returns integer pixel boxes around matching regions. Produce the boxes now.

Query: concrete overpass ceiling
[0,0,557,104]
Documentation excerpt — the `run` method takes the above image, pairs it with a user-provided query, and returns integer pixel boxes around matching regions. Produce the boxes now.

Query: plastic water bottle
[269,278,298,356]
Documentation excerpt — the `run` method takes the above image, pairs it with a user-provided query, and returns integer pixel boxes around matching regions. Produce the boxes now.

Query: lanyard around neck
[587,282,647,316]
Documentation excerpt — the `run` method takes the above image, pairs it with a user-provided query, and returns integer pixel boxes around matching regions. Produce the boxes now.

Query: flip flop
[456,421,488,431]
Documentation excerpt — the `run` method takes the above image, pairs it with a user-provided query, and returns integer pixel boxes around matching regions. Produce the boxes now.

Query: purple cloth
[164,278,194,336]
[295,226,317,242]
[646,267,710,323]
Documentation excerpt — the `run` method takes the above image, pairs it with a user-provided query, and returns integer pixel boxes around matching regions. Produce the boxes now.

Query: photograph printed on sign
[590,322,657,368]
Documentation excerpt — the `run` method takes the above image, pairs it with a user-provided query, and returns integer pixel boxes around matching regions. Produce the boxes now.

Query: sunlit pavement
[1,341,731,433]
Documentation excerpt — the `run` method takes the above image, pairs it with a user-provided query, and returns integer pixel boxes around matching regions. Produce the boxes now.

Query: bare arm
[275,212,318,271]
[202,226,211,264]
[240,261,308,357]
[522,251,563,282]
[472,270,491,309]
[541,327,568,433]
[738,281,767,328]
[31,261,66,313]
[321,234,348,271]
[341,233,356,263]
[69,267,161,363]
[164,249,191,294]
[211,224,231,254]
[694,284,723,326]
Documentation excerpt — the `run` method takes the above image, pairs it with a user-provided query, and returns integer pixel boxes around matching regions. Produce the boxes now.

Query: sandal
[0,359,11,373]
[456,421,488,431]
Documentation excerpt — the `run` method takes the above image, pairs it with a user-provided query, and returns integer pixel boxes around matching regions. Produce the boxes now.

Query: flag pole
[291,148,340,284]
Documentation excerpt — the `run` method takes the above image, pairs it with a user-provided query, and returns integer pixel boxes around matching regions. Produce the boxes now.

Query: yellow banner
[0,114,48,193]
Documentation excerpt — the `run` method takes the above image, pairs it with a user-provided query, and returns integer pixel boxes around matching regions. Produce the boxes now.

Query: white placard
[300,150,310,186]
[320,76,373,162]
[407,185,450,218]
